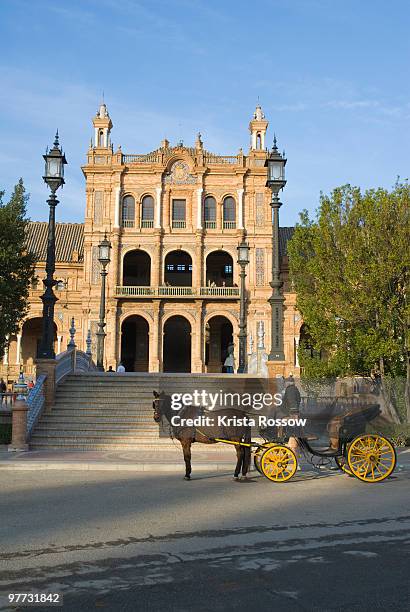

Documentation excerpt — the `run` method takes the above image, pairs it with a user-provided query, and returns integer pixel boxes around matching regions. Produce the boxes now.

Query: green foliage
[288,183,410,413]
[0,180,36,357]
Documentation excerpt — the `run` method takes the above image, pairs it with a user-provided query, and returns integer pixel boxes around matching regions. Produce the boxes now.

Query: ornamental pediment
[164,160,197,185]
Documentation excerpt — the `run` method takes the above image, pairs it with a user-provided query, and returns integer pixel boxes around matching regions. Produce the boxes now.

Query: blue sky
[1,0,410,225]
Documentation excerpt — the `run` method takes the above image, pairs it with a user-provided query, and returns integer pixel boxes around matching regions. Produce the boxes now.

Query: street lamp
[237,239,250,373]
[38,132,67,359]
[265,136,287,362]
[96,232,111,371]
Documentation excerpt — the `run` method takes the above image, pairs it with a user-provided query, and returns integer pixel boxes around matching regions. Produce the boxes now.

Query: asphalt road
[1,452,410,611]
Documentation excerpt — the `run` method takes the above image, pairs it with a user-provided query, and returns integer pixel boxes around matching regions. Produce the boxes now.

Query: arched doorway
[205,316,233,372]
[120,315,149,371]
[206,251,233,286]
[21,318,57,363]
[163,315,191,372]
[123,250,151,286]
[164,251,192,286]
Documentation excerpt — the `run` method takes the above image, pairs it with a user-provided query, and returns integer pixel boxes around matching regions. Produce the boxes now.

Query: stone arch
[122,249,151,286]
[164,249,192,286]
[205,249,234,287]
[120,314,150,371]
[162,314,192,373]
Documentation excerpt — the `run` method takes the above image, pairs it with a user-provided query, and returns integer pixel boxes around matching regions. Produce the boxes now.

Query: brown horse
[153,390,251,480]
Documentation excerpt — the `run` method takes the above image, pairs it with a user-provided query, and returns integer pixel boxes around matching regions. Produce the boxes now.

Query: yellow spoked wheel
[347,435,396,483]
[254,443,276,474]
[260,445,297,483]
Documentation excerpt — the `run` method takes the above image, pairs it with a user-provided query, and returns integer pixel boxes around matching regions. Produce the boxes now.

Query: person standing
[0,378,6,406]
[223,343,235,373]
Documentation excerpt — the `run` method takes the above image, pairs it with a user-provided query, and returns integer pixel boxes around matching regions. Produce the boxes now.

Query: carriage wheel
[347,435,396,483]
[254,444,275,474]
[334,455,353,476]
[260,445,297,482]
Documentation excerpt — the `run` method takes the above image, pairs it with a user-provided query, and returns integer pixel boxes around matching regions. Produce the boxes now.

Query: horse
[153,390,251,480]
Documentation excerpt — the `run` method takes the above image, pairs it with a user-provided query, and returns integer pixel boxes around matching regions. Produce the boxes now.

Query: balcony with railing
[172,220,186,229]
[121,219,135,228]
[141,219,154,228]
[223,221,236,229]
[204,220,217,229]
[115,285,240,299]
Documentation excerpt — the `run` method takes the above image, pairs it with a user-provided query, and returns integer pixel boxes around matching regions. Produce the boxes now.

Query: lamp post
[38,132,67,359]
[265,136,287,362]
[96,233,111,371]
[237,239,250,373]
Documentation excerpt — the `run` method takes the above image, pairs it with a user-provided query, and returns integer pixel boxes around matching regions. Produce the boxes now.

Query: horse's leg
[181,439,192,480]
[234,444,244,481]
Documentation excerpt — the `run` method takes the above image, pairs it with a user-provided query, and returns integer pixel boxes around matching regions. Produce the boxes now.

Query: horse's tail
[243,426,252,475]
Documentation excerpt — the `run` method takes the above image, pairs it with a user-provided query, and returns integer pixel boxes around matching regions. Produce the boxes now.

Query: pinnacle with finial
[54,130,59,147]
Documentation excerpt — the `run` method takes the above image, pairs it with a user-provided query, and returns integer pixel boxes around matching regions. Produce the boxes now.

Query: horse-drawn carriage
[252,403,396,483]
[153,390,396,483]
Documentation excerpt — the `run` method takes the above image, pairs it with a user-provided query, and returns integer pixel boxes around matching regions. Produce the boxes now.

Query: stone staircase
[30,373,270,450]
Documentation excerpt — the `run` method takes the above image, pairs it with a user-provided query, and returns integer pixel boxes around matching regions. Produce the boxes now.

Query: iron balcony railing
[115,286,240,298]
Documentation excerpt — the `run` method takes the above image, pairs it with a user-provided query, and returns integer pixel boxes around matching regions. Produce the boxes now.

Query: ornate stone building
[1,104,302,380]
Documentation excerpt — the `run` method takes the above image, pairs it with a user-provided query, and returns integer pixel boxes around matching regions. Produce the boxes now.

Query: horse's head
[152,390,163,423]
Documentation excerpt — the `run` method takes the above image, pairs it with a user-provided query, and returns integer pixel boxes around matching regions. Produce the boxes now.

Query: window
[56,280,66,291]
[177,264,185,271]
[223,197,236,228]
[172,199,186,220]
[256,132,262,149]
[122,195,135,227]
[172,199,186,228]
[204,196,216,221]
[141,195,154,220]
[166,264,174,271]
[224,265,233,274]
[98,129,104,147]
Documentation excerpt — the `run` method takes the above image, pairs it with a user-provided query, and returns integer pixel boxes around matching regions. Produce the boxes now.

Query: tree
[288,183,410,420]
[0,180,36,359]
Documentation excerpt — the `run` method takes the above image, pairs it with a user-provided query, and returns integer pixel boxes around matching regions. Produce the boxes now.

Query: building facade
[1,104,303,380]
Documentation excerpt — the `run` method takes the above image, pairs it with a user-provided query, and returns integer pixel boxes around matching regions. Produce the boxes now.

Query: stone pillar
[57,335,63,354]
[295,336,300,368]
[192,308,203,373]
[237,188,244,229]
[196,188,203,229]
[3,336,9,365]
[35,359,57,413]
[195,241,203,288]
[155,186,162,229]
[15,333,22,365]
[8,398,28,451]
[150,305,160,372]
[114,187,121,229]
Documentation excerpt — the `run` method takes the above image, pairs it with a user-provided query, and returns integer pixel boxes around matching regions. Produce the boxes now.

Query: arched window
[223,197,236,228]
[98,129,104,147]
[141,195,154,227]
[256,132,262,149]
[204,196,216,228]
[122,195,135,228]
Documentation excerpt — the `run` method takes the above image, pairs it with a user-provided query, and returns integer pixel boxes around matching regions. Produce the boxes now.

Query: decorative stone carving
[93,191,103,225]
[91,246,100,285]
[255,192,264,226]
[164,161,197,185]
[256,248,265,286]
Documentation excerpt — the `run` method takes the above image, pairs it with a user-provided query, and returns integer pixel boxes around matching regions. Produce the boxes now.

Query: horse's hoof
[184,476,191,481]
[233,476,240,481]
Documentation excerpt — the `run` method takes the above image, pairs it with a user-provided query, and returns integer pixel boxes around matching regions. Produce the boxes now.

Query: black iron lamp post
[265,136,287,362]
[96,233,111,371]
[237,239,250,373]
[38,132,67,359]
